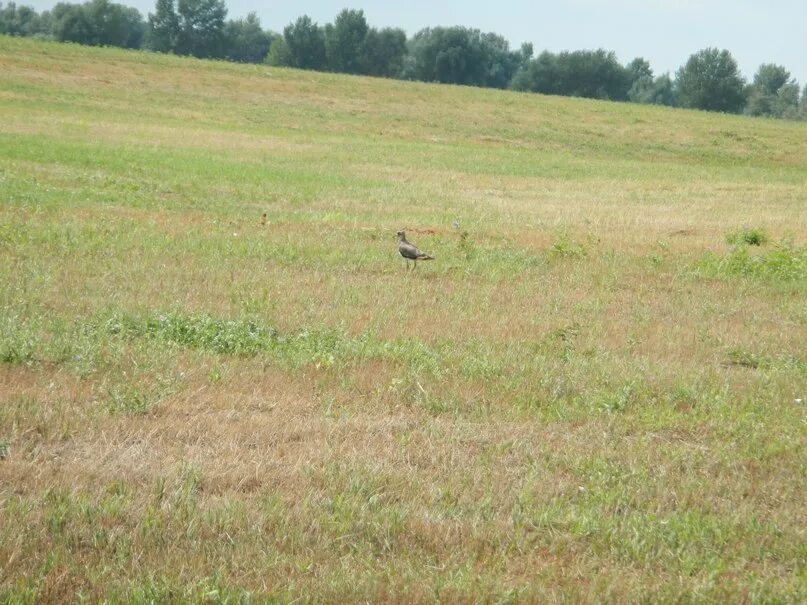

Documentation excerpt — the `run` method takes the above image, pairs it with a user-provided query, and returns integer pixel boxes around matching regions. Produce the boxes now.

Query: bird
[397,230,434,270]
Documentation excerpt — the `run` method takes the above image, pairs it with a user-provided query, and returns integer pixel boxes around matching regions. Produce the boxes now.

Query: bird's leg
[414,259,418,270]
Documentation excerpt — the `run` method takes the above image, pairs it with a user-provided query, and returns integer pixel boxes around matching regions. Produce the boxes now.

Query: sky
[23,0,807,86]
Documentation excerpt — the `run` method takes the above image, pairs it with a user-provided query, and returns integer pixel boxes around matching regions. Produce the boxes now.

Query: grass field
[1,36,806,602]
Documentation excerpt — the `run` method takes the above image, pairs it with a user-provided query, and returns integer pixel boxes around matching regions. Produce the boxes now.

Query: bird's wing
[399,241,422,259]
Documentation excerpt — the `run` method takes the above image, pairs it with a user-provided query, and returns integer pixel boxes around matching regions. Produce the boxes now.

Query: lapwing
[397,230,434,270]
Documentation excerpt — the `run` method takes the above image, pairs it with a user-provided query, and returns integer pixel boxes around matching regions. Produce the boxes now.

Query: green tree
[405,27,484,85]
[174,0,227,58]
[773,82,800,119]
[405,26,526,88]
[753,63,791,94]
[626,57,652,90]
[147,0,226,57]
[800,84,807,120]
[510,50,558,94]
[282,15,326,70]
[675,48,746,112]
[0,2,48,36]
[50,1,144,48]
[478,33,531,89]
[362,26,406,77]
[512,49,630,100]
[146,0,177,52]
[85,0,144,48]
[559,50,630,100]
[324,8,368,74]
[224,11,272,63]
[50,2,92,43]
[628,73,652,102]
[628,73,677,106]
[745,64,799,118]
[265,35,291,66]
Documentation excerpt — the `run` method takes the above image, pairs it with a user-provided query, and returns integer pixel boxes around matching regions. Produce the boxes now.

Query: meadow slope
[1,37,806,602]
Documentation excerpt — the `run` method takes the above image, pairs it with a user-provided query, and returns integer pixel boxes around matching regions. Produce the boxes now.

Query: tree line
[2,0,806,120]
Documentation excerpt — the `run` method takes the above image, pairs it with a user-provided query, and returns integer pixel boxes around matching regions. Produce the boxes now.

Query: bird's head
[396,230,406,241]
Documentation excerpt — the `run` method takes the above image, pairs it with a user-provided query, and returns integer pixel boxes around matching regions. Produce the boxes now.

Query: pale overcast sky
[23,0,807,86]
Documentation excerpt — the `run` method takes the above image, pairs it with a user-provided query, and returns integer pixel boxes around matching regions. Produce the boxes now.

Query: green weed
[726,226,769,246]
[0,314,37,365]
[106,384,160,415]
[548,234,588,260]
[694,239,807,282]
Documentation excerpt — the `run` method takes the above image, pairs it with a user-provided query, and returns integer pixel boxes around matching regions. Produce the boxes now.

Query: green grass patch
[726,226,770,246]
[694,239,807,282]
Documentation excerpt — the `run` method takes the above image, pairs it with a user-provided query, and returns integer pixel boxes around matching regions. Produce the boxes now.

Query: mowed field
[1,36,806,602]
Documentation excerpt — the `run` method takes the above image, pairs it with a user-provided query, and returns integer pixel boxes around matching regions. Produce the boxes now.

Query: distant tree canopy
[223,11,272,63]
[276,15,326,70]
[362,26,406,77]
[629,72,676,106]
[146,0,176,52]
[621,58,678,106]
[20,0,146,48]
[324,8,368,74]
[625,57,652,87]
[146,0,227,58]
[402,27,529,89]
[801,84,807,119]
[2,2,805,120]
[511,49,630,100]
[0,2,50,36]
[745,63,800,118]
[266,10,406,79]
[676,48,747,113]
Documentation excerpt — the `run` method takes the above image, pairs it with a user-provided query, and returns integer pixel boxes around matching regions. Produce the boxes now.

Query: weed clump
[596,382,637,413]
[0,314,37,365]
[0,337,36,365]
[724,348,768,369]
[106,384,161,415]
[108,312,273,356]
[694,239,806,282]
[549,235,587,260]
[726,227,769,247]
[105,311,444,373]
[458,231,474,261]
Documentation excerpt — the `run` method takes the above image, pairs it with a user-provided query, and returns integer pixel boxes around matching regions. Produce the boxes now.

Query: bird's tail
[419,254,434,260]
